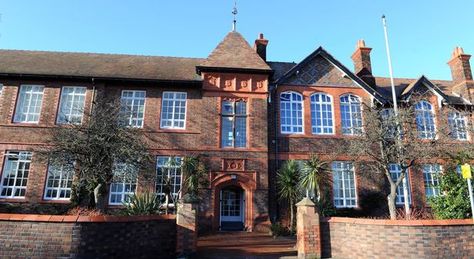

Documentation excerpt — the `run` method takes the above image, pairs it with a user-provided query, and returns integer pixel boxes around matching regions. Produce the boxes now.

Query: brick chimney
[254,33,269,61]
[448,47,472,82]
[351,39,375,86]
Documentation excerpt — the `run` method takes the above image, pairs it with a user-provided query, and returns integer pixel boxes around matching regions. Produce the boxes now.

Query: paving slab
[195,231,297,259]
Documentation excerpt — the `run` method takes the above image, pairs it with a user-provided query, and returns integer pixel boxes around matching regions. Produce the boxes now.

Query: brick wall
[296,200,474,259]
[0,76,270,233]
[321,218,474,259]
[0,214,177,259]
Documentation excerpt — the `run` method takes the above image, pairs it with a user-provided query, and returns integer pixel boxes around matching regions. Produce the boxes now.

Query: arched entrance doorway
[210,171,257,232]
[220,186,245,231]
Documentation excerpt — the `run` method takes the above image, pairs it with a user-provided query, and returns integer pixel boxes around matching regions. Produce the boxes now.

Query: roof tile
[199,32,271,71]
[0,49,204,81]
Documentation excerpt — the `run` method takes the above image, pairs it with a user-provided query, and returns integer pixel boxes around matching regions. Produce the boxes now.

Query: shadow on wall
[0,202,71,215]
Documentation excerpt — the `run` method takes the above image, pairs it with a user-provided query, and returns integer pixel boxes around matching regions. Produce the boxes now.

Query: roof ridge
[0,48,205,60]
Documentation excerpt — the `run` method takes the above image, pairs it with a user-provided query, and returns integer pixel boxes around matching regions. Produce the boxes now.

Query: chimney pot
[254,33,269,61]
[448,46,472,82]
[356,39,366,48]
[351,39,374,86]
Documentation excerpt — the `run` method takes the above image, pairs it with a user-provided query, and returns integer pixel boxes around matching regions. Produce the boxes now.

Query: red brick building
[0,31,472,232]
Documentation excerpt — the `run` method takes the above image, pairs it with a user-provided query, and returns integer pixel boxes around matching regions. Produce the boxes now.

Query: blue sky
[0,1,473,80]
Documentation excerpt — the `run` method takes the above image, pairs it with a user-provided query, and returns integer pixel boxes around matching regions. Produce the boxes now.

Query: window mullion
[171,98,177,127]
[25,90,33,120]
[13,158,21,198]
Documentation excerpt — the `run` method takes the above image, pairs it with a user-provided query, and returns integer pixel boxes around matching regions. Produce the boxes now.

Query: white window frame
[14,85,45,123]
[160,92,187,129]
[415,100,436,139]
[423,164,442,199]
[448,111,469,141]
[310,93,335,135]
[389,164,412,205]
[0,84,3,97]
[280,91,304,134]
[381,108,398,138]
[120,90,146,128]
[332,161,357,208]
[0,151,32,199]
[43,162,74,200]
[108,163,138,205]
[155,156,182,201]
[340,94,363,135]
[57,86,87,124]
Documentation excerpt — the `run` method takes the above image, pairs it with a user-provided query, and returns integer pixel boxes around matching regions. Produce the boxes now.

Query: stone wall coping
[323,217,474,226]
[0,213,176,223]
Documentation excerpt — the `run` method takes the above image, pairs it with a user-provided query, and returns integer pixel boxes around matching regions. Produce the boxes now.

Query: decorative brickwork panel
[222,159,245,171]
[284,55,358,87]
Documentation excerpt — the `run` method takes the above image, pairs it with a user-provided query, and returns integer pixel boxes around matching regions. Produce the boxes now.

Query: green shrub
[270,222,290,237]
[123,191,161,216]
[429,169,472,219]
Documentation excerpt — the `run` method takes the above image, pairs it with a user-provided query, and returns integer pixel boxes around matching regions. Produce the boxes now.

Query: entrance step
[220,221,244,231]
[196,231,297,259]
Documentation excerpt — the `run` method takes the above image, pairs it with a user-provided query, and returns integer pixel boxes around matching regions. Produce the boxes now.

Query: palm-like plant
[277,160,302,231]
[181,155,208,202]
[300,154,332,202]
[124,191,160,215]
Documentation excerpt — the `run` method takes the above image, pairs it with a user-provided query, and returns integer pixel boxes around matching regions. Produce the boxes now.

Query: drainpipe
[272,83,280,222]
[90,77,96,113]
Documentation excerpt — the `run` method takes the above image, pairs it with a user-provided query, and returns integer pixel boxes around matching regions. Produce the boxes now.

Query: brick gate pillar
[176,201,198,258]
[296,198,321,259]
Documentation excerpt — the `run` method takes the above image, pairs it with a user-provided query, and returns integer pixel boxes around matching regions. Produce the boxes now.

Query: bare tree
[345,94,473,219]
[40,93,152,212]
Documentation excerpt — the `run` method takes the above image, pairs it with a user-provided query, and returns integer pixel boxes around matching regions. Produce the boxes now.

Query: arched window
[340,94,362,135]
[415,101,436,139]
[280,91,303,134]
[310,93,334,134]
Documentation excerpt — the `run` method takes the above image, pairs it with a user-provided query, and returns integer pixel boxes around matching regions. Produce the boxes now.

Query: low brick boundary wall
[0,214,177,259]
[296,198,474,259]
[321,217,474,259]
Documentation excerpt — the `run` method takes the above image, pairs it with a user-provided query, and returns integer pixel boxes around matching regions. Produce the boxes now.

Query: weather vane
[232,1,238,31]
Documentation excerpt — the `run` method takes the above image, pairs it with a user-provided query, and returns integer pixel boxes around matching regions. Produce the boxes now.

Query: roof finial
[232,1,238,32]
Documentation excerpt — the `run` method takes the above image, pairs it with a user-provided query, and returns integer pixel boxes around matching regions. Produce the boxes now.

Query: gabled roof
[399,75,449,101]
[0,49,204,82]
[274,47,387,104]
[375,76,471,105]
[267,61,297,81]
[197,32,272,73]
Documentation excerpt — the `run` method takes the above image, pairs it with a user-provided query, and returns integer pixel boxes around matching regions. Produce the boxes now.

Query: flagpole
[382,15,410,218]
